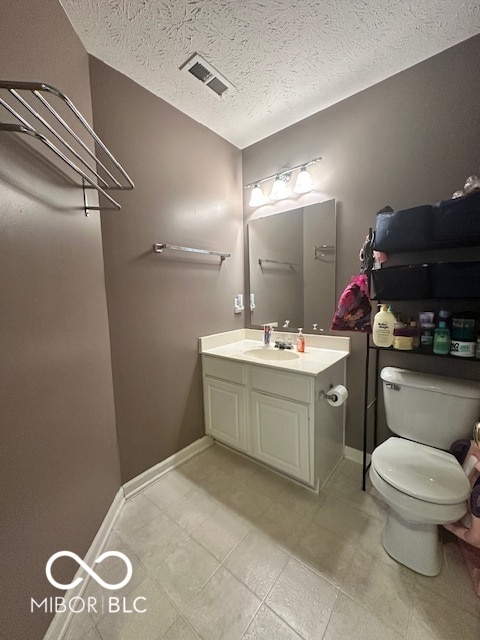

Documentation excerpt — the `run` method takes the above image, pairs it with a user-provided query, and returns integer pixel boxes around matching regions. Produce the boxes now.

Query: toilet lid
[372,438,471,505]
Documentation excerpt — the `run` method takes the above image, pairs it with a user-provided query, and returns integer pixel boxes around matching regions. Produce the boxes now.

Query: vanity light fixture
[248,183,267,207]
[293,165,314,193]
[269,173,291,200]
[245,156,321,207]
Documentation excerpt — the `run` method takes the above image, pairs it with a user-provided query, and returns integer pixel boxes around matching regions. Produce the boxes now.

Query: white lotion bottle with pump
[372,304,395,347]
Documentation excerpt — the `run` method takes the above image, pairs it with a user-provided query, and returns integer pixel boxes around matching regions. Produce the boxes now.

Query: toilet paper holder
[319,387,337,401]
[319,385,345,403]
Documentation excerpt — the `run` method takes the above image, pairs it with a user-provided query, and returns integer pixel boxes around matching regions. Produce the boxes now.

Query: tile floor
[63,444,480,640]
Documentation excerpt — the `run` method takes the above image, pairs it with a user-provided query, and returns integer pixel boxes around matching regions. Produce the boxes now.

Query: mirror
[247,199,336,331]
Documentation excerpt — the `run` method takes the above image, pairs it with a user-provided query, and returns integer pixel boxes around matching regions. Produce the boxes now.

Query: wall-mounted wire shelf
[258,258,296,270]
[0,80,134,214]
[153,243,230,263]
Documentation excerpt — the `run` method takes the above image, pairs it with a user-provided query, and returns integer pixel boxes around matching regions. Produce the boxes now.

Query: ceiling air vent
[180,53,234,98]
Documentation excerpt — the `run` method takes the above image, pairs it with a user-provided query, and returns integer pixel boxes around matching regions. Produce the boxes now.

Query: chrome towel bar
[153,243,230,263]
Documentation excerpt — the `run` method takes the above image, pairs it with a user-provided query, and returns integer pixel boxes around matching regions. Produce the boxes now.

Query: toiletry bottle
[409,319,420,349]
[450,312,476,357]
[394,312,404,331]
[296,328,305,353]
[264,324,271,346]
[372,304,395,347]
[433,320,451,355]
[420,322,435,348]
[437,309,451,331]
[392,314,405,349]
[393,326,414,350]
[418,311,435,328]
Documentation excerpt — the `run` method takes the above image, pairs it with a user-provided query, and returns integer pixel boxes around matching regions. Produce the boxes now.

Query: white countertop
[199,329,350,376]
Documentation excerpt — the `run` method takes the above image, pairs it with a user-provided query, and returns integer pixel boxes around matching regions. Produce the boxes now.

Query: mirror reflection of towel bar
[315,245,335,260]
[258,258,296,270]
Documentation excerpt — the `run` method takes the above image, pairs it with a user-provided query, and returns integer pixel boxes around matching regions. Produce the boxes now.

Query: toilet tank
[381,367,480,449]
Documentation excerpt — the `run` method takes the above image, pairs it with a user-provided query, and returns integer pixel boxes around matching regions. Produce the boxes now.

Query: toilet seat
[372,437,471,504]
[370,464,467,525]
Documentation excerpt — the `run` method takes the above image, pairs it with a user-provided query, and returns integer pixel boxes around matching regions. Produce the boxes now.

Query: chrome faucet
[274,338,293,350]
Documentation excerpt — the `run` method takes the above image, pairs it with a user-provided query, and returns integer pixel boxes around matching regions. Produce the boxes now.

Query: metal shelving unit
[361,232,480,491]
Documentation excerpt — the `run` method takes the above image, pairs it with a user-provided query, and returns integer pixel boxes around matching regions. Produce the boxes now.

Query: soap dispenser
[296,328,305,353]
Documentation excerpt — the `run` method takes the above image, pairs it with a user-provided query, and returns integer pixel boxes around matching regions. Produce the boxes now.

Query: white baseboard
[44,436,213,639]
[43,487,125,640]
[344,445,371,466]
[122,435,214,500]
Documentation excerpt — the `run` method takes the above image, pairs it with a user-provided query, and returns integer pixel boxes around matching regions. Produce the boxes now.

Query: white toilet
[370,367,480,576]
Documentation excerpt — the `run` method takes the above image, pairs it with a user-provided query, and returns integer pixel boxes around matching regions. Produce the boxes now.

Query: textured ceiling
[59,0,480,149]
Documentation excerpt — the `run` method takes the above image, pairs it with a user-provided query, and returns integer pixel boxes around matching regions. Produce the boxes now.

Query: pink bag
[444,439,480,596]
[331,274,372,333]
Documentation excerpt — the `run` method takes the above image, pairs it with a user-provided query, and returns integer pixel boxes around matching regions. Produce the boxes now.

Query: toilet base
[382,509,442,576]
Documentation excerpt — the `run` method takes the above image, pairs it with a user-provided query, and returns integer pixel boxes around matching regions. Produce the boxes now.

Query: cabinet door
[251,391,311,484]
[204,377,247,452]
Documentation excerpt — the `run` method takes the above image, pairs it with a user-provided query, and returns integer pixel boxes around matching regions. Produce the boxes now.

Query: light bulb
[269,175,290,200]
[249,184,266,207]
[293,166,314,193]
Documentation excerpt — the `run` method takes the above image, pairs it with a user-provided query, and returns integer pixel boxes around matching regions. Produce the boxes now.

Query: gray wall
[89,57,244,483]
[243,34,480,452]
[0,2,121,639]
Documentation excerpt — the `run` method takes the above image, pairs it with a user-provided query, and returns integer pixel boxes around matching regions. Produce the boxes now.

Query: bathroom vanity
[199,330,350,490]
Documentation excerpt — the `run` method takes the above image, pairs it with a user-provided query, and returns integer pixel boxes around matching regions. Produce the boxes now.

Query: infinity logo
[46,551,133,591]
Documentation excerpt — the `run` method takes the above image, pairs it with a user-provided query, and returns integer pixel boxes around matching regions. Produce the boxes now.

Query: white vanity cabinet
[203,356,248,452]
[250,392,311,483]
[250,366,313,483]
[202,353,346,490]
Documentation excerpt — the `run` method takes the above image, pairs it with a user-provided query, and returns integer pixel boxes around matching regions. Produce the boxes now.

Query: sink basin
[244,347,300,361]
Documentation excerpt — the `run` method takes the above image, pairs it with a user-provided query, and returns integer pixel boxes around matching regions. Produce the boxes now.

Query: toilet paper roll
[327,384,348,407]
